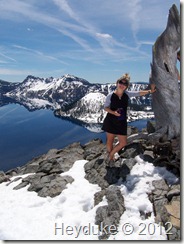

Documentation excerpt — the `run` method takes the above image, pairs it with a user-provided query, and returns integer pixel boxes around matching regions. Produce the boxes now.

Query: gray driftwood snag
[149,4,180,142]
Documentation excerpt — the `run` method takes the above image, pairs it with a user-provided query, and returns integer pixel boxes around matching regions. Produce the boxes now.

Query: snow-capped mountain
[1,74,150,111]
[2,74,115,110]
[56,92,107,124]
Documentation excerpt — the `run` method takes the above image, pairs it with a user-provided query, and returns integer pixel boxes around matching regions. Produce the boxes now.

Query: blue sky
[0,0,180,84]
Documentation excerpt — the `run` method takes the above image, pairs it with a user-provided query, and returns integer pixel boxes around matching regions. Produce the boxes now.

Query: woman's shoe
[114,153,120,161]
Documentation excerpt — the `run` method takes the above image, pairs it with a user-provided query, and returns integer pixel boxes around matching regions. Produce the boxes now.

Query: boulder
[95,185,125,239]
[0,171,10,183]
[37,175,74,198]
[13,173,74,198]
[149,179,180,240]
[83,138,106,161]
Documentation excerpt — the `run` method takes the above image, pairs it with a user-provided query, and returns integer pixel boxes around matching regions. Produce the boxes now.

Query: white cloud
[96,33,112,39]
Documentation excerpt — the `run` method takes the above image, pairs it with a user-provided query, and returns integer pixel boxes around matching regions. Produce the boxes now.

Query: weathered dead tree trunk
[149,4,180,143]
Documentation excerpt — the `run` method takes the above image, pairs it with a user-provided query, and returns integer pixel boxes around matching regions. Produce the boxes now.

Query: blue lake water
[0,104,150,172]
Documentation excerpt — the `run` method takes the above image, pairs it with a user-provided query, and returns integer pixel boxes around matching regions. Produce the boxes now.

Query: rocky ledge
[0,124,180,240]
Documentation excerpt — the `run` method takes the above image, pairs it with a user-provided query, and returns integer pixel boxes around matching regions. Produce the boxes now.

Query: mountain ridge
[0,74,153,130]
[0,74,150,109]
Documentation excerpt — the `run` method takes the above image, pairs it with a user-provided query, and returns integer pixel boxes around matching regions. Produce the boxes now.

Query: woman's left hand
[150,84,156,93]
[150,88,156,93]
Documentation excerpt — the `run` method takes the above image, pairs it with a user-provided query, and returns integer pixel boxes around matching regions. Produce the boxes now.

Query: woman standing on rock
[102,73,156,163]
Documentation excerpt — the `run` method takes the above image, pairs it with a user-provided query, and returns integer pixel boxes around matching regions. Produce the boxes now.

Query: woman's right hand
[105,107,121,116]
[114,111,121,116]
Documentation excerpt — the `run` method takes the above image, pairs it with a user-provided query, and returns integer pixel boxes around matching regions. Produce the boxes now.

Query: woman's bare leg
[106,133,115,154]
[109,135,127,160]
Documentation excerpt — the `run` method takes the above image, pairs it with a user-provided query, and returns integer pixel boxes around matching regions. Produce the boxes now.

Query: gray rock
[83,138,106,161]
[0,171,10,183]
[13,171,74,198]
[94,190,106,206]
[85,155,138,190]
[28,180,44,192]
[84,156,108,189]
[22,162,40,174]
[13,181,29,190]
[162,200,180,240]
[167,184,180,201]
[167,227,180,241]
[153,179,169,191]
[36,159,56,174]
[147,120,156,134]
[142,150,154,162]
[13,173,44,191]
[37,175,74,198]
[153,141,172,157]
[120,143,144,159]
[121,158,137,172]
[5,168,20,177]
[95,186,125,239]
[149,179,169,223]
[127,126,139,136]
[153,158,180,177]
[6,176,22,186]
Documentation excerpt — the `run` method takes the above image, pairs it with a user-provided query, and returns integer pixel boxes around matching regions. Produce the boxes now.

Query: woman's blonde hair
[116,73,130,88]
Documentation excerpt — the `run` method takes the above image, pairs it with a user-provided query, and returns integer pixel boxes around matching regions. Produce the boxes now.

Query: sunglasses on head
[118,80,128,86]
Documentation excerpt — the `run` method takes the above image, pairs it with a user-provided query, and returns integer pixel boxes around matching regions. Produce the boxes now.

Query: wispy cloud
[51,0,150,58]
[126,0,142,46]
[0,0,180,83]
[51,0,101,53]
[12,45,68,65]
[138,41,155,46]
[0,0,156,58]
[0,52,17,63]
[52,0,81,23]
[0,0,93,51]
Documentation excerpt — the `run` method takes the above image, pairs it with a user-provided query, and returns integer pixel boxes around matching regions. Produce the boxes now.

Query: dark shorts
[102,114,127,135]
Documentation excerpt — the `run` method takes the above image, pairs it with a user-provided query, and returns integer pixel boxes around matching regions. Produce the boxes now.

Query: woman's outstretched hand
[151,84,156,93]
[150,87,156,93]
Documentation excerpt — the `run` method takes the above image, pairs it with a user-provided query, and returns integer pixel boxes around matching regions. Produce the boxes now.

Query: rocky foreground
[0,124,180,240]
